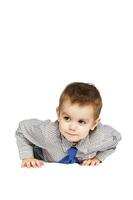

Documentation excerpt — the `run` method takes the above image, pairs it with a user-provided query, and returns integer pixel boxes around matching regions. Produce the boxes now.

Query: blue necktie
[59,147,79,164]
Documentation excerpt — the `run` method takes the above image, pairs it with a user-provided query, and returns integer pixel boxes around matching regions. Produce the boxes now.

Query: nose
[69,122,76,131]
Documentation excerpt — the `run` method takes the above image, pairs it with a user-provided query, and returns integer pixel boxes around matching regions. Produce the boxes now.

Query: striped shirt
[15,119,122,162]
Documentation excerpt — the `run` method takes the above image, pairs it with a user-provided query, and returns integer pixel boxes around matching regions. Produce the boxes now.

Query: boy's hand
[21,158,44,168]
[80,157,101,166]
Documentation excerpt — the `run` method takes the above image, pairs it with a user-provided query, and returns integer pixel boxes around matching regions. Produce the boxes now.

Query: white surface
[0,1,133,200]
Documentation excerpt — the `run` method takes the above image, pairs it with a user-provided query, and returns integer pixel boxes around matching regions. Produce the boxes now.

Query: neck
[71,141,80,146]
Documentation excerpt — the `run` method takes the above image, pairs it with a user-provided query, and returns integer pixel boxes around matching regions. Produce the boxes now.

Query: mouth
[66,132,78,136]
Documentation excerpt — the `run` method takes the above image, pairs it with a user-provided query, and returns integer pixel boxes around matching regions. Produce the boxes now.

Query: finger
[40,160,44,166]
[90,160,96,166]
[81,160,88,166]
[36,160,42,168]
[82,160,91,166]
[21,161,28,168]
[26,161,31,168]
[31,161,37,168]
[21,162,25,168]
[95,161,100,166]
[86,160,92,166]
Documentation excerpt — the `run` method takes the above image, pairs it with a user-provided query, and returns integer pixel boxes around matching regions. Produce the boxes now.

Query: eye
[64,116,70,121]
[78,120,86,125]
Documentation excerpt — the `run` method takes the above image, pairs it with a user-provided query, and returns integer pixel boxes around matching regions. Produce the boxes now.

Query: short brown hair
[58,82,102,119]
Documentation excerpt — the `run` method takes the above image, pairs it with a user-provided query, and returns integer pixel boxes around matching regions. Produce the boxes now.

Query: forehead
[60,100,94,119]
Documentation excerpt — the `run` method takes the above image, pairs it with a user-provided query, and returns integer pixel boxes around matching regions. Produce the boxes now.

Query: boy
[15,82,121,168]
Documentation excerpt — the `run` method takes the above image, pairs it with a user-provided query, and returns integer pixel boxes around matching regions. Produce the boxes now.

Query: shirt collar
[60,132,90,154]
[60,134,73,152]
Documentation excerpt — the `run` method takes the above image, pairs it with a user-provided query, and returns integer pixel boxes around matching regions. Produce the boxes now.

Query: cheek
[81,126,91,135]
[59,120,67,130]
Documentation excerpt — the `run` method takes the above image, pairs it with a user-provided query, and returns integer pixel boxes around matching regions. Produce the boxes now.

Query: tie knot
[59,146,79,164]
[68,147,78,159]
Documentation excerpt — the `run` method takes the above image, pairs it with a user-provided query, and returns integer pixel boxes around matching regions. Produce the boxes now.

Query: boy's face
[56,99,100,143]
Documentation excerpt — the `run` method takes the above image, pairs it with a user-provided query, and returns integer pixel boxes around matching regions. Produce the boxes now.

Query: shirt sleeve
[15,119,49,160]
[96,125,122,162]
[15,121,34,159]
[95,147,116,162]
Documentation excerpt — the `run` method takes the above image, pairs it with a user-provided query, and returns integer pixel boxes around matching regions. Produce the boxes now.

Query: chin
[66,136,80,142]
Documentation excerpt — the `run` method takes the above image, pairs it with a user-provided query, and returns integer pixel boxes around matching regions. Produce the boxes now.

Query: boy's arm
[15,119,49,160]
[95,125,122,162]
[95,147,116,162]
[15,121,34,159]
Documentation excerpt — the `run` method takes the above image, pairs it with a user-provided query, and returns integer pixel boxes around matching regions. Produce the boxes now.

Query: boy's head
[56,82,102,143]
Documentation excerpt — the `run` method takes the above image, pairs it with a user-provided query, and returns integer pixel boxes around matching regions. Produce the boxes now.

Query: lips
[66,132,78,136]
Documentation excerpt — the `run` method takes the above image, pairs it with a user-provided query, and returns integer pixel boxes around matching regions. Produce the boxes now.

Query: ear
[56,107,60,121]
[90,118,101,131]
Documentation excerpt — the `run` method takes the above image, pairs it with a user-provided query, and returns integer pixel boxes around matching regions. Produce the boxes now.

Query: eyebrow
[62,112,89,121]
[62,112,69,116]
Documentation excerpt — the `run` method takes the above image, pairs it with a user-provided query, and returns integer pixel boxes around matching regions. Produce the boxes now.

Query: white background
[0,0,133,199]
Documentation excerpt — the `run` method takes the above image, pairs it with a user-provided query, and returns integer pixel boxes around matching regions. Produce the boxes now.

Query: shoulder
[102,123,122,141]
[41,120,60,139]
[90,123,122,143]
[18,119,60,137]
[17,119,60,147]
[18,118,51,130]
